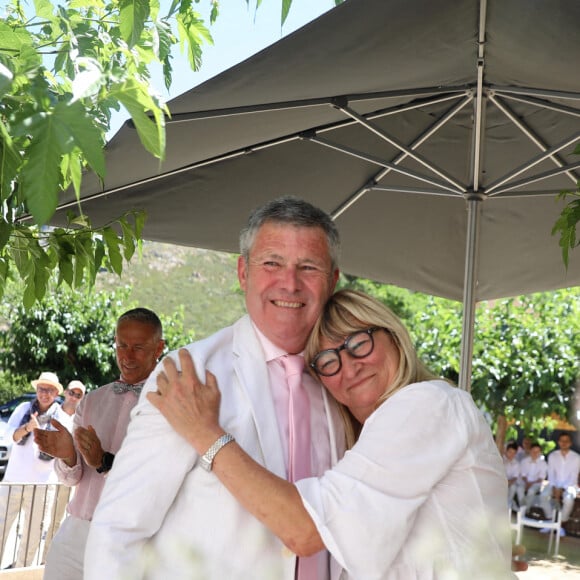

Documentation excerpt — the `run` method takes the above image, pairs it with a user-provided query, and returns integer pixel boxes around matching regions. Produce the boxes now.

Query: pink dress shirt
[54,382,140,521]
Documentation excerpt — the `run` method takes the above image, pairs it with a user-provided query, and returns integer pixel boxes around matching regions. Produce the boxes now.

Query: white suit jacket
[85,315,346,580]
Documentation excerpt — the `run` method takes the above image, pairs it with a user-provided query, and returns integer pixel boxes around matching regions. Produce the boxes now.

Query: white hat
[67,380,86,395]
[31,371,63,395]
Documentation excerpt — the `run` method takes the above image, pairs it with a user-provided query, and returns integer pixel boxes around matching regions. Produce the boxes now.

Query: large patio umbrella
[52,0,580,389]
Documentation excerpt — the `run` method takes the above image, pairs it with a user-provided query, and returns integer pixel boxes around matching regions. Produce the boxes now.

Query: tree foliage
[0,0,217,306]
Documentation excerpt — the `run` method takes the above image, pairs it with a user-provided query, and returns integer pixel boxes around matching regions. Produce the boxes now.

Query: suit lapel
[232,316,287,478]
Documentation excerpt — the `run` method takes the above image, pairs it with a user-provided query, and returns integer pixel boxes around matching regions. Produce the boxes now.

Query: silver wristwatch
[199,433,235,471]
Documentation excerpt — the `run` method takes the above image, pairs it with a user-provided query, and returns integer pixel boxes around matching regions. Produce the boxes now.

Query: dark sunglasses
[66,389,83,399]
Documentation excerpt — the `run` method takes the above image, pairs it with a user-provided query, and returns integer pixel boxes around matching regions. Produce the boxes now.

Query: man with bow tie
[34,308,165,580]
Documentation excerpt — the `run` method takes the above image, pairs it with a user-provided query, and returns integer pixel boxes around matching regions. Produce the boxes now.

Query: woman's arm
[147,348,324,557]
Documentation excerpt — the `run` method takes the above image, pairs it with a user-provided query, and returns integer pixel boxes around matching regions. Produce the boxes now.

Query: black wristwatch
[96,451,115,474]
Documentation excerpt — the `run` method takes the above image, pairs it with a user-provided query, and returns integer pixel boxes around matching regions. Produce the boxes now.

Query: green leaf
[119,218,136,261]
[281,0,292,26]
[0,22,36,56]
[71,57,104,102]
[10,230,33,278]
[119,0,151,48]
[176,10,213,72]
[20,116,62,224]
[111,79,166,159]
[0,218,11,252]
[0,62,13,96]
[55,101,106,180]
[33,0,55,20]
[92,237,106,284]
[102,226,123,275]
[0,120,21,201]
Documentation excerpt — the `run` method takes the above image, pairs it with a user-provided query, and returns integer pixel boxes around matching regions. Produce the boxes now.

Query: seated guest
[504,442,524,509]
[539,432,580,534]
[150,289,513,579]
[520,442,547,509]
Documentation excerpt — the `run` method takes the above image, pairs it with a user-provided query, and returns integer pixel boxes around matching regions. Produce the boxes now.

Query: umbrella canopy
[53,0,580,388]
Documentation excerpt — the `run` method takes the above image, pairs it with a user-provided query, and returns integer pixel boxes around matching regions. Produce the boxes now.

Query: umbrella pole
[458,196,482,391]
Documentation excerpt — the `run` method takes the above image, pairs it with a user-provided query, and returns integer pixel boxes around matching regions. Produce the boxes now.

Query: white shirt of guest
[5,401,72,484]
[547,448,580,488]
[503,456,520,480]
[520,455,547,483]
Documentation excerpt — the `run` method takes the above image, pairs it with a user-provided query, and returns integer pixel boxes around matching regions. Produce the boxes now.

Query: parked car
[0,393,64,478]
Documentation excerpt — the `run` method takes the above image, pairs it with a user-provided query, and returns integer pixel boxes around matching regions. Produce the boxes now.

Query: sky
[108,0,336,137]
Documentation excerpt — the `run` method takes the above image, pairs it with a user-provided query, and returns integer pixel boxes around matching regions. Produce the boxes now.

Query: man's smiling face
[238,222,338,354]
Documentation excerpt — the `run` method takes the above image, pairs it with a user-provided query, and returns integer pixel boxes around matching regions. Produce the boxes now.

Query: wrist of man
[96,451,115,474]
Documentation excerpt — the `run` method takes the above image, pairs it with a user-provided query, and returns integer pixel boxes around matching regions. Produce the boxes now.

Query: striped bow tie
[112,381,145,395]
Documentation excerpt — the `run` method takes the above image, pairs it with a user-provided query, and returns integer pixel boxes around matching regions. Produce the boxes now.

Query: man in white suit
[85,196,345,580]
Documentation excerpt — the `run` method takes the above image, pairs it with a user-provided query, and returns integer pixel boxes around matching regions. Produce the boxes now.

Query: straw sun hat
[31,371,63,395]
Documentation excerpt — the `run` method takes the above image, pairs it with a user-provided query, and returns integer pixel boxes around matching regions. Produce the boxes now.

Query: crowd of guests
[0,196,575,579]
[503,432,580,536]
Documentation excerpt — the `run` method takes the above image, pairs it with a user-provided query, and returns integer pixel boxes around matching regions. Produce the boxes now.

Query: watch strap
[199,433,235,471]
[96,451,115,474]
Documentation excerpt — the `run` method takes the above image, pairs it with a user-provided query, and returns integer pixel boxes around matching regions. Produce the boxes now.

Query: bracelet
[199,433,235,472]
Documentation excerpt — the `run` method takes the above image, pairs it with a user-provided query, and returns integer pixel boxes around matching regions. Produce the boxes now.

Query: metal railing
[0,483,72,570]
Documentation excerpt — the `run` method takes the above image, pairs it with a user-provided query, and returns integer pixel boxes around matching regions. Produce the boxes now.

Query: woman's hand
[147,348,224,454]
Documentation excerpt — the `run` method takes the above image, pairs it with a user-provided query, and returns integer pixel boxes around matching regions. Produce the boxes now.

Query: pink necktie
[280,355,317,580]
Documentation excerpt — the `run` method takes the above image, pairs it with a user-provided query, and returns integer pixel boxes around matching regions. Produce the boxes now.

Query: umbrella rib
[334,100,466,192]
[305,134,463,194]
[161,87,470,124]
[488,85,580,103]
[486,132,580,194]
[488,160,580,196]
[348,96,473,209]
[493,91,580,119]
[330,93,471,220]
[489,93,579,186]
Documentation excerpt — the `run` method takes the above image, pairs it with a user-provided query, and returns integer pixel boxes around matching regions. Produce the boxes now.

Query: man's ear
[237,255,248,291]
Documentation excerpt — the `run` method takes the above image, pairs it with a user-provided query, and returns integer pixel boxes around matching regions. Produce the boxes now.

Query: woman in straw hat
[0,371,72,569]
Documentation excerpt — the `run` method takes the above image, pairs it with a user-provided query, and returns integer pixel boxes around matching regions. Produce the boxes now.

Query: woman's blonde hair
[305,289,441,446]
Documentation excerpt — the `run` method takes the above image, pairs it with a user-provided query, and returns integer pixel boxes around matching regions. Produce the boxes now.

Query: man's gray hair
[239,196,341,269]
[117,308,163,340]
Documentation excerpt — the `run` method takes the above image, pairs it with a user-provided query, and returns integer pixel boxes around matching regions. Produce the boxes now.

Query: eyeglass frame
[66,389,83,399]
[309,327,384,377]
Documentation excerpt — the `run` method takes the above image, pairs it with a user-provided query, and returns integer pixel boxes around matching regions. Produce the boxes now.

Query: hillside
[95,242,247,340]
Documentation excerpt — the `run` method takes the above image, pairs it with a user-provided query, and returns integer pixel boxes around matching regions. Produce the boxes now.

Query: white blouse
[296,380,514,580]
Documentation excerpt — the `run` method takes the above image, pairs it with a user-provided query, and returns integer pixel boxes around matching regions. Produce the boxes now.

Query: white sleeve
[84,357,198,580]
[296,382,470,578]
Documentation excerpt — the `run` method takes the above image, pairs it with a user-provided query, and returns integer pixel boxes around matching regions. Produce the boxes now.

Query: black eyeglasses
[310,327,383,377]
[66,390,83,399]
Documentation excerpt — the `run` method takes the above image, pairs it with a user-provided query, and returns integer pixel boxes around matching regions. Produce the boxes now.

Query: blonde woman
[150,290,513,579]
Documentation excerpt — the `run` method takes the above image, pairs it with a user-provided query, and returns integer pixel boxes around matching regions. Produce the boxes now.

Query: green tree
[0,281,195,400]
[0,0,342,306]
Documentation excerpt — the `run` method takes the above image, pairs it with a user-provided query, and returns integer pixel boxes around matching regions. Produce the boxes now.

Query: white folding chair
[509,507,523,542]
[516,506,562,556]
